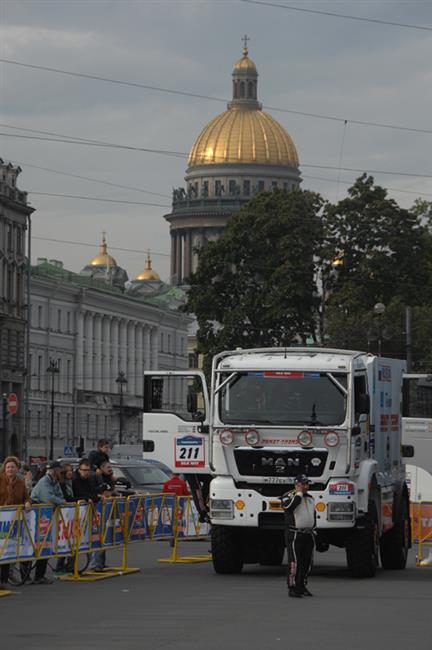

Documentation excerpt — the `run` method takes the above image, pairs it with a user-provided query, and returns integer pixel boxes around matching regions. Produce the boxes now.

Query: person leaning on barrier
[30,461,66,585]
[281,474,316,599]
[72,458,102,502]
[0,456,32,590]
[53,463,75,578]
[88,439,111,474]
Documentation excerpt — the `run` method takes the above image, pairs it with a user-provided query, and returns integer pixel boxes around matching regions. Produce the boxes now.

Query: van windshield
[219,371,347,426]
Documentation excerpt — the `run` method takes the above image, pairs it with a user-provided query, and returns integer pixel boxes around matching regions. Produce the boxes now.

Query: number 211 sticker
[174,435,205,468]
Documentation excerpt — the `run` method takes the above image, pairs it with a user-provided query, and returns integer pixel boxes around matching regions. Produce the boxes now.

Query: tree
[185,188,324,368]
[321,174,432,362]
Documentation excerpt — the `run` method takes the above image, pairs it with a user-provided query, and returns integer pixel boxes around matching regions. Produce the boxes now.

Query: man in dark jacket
[72,459,101,502]
[281,474,316,598]
[88,439,110,473]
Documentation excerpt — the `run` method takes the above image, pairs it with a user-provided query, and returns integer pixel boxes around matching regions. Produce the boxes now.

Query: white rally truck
[143,348,415,577]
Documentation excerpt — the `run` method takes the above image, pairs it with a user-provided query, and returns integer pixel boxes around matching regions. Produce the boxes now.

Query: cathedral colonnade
[75,310,159,397]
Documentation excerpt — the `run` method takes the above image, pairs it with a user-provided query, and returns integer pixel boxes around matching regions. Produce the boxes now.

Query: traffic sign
[63,445,74,458]
[7,393,18,415]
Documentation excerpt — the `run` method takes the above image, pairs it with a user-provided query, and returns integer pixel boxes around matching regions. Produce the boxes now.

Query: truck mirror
[357,394,370,415]
[187,391,198,413]
[401,444,414,458]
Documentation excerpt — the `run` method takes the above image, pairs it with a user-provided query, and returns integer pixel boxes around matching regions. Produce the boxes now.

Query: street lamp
[373,303,385,357]
[47,358,59,459]
[116,370,128,445]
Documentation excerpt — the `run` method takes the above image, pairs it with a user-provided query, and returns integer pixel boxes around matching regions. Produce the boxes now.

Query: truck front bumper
[209,477,357,530]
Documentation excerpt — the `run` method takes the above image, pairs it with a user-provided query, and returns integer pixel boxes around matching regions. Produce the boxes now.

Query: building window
[258,180,265,192]
[240,81,245,98]
[188,352,199,369]
[38,305,43,328]
[167,334,171,353]
[161,333,164,352]
[37,411,41,436]
[228,180,237,195]
[67,359,71,393]
[202,180,209,197]
[243,180,250,196]
[67,312,71,333]
[37,355,42,391]
[215,180,222,196]
[57,309,62,332]
[271,181,278,189]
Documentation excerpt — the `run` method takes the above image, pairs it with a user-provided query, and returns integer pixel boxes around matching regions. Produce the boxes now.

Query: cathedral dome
[188,108,299,167]
[90,233,117,267]
[136,251,160,281]
[188,40,299,168]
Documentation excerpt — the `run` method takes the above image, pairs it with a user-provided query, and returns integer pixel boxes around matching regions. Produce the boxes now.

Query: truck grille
[234,449,328,478]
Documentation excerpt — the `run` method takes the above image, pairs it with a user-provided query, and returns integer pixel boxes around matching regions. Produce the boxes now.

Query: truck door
[402,374,432,475]
[143,370,210,474]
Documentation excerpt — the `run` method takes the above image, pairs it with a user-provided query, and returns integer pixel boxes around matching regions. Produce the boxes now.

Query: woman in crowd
[0,456,31,589]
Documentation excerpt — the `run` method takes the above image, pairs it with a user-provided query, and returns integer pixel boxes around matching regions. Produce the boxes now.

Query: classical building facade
[0,160,33,457]
[28,255,190,459]
[165,43,301,285]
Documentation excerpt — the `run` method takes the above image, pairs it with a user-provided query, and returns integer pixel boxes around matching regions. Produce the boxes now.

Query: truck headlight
[210,499,234,519]
[220,429,234,445]
[245,429,260,446]
[327,501,355,522]
[297,430,313,447]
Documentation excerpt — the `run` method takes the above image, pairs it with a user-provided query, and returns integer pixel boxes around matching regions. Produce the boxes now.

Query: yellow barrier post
[100,497,139,577]
[158,497,212,564]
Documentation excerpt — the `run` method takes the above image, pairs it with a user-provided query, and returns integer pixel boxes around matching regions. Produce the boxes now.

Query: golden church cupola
[229,36,261,109]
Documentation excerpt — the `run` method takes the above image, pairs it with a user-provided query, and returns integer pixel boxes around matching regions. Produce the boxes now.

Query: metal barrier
[0,495,211,593]
[411,501,432,567]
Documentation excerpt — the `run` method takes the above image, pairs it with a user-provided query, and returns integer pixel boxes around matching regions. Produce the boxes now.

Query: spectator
[20,464,34,492]
[54,463,75,577]
[0,456,31,590]
[163,472,190,497]
[88,439,111,473]
[30,461,65,585]
[72,459,101,502]
[88,462,119,573]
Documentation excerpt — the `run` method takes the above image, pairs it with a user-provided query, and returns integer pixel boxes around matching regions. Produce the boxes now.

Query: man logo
[261,457,301,473]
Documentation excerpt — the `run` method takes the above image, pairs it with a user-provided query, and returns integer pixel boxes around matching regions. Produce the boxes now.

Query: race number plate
[174,435,205,468]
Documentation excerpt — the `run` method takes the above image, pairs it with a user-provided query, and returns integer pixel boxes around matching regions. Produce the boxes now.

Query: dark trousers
[1,564,10,585]
[285,530,314,593]
[35,559,48,580]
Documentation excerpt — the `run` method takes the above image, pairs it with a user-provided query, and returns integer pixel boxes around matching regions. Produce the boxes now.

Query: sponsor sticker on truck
[174,435,205,468]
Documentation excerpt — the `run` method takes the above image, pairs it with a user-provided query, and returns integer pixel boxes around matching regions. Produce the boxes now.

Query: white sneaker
[419,553,432,566]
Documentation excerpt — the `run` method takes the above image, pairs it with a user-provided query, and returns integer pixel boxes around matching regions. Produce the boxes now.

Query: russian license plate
[262,477,289,484]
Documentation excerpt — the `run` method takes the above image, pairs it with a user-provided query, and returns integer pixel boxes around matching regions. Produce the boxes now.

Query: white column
[144,325,151,370]
[111,318,119,392]
[102,316,111,393]
[151,326,159,370]
[84,311,93,391]
[119,319,128,375]
[94,314,102,392]
[76,311,84,390]
[127,321,136,396]
[136,324,143,396]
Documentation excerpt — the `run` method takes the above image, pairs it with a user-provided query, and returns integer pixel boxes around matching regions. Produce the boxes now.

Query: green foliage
[185,188,324,366]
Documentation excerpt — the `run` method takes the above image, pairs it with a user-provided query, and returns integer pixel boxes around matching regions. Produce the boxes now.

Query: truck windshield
[219,371,347,426]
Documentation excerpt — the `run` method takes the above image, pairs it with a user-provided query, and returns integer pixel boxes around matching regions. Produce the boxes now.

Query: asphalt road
[1,541,431,650]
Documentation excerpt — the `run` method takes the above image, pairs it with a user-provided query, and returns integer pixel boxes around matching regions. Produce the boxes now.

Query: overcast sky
[1,0,431,281]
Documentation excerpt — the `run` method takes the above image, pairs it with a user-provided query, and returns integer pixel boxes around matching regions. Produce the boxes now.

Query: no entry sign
[7,393,18,415]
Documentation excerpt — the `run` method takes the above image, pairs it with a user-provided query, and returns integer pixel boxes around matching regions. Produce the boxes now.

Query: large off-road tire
[380,499,410,570]
[258,534,285,566]
[346,502,379,578]
[211,525,243,574]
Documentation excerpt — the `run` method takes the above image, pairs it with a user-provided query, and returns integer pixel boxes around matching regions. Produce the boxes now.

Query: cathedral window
[240,81,245,98]
[215,180,222,196]
[243,180,250,196]
[258,180,265,192]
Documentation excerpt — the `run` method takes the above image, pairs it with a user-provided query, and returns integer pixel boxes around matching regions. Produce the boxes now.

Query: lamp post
[47,358,59,459]
[116,370,128,444]
[373,302,386,357]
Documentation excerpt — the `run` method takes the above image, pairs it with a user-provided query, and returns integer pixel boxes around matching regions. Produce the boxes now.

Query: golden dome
[90,233,117,267]
[136,251,160,281]
[233,51,257,73]
[188,107,299,167]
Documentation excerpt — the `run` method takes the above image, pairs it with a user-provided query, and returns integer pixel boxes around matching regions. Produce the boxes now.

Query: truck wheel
[211,525,243,574]
[346,502,379,578]
[380,499,409,570]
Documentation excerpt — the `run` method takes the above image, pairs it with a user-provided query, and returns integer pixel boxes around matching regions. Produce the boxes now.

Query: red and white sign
[7,393,18,414]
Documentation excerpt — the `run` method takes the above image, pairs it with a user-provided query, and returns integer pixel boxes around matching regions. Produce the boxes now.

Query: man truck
[143,348,417,577]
